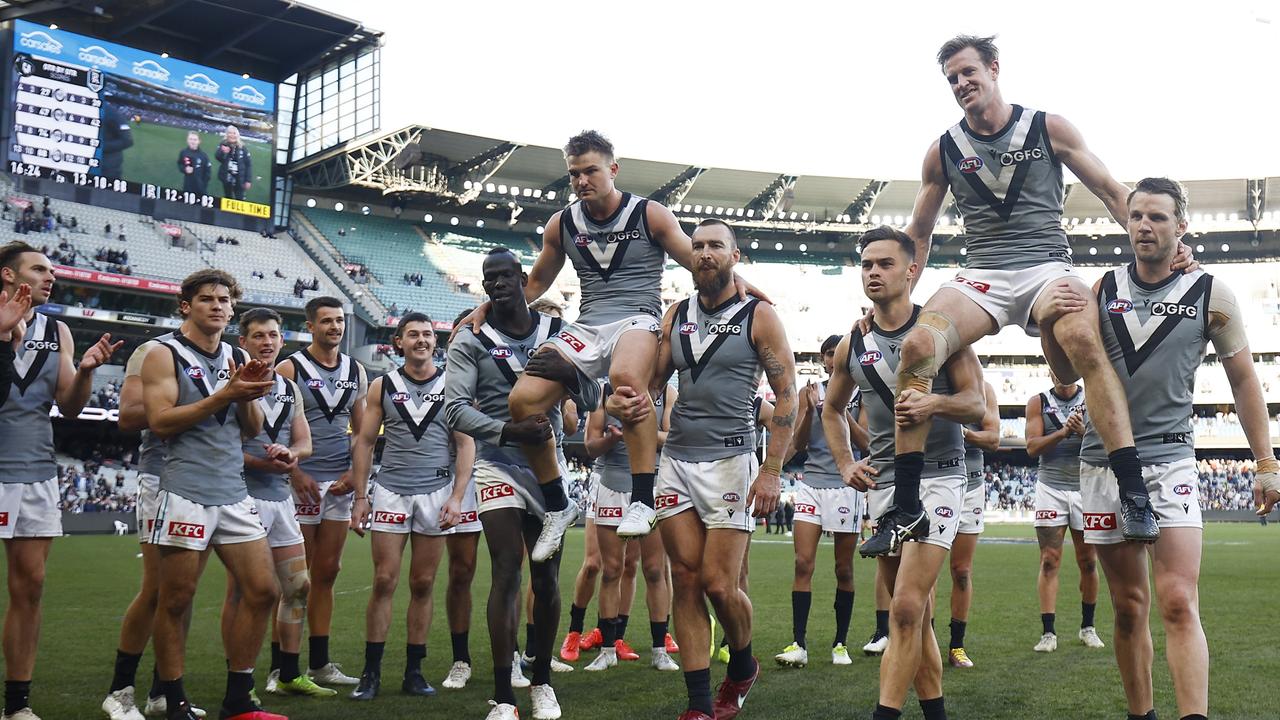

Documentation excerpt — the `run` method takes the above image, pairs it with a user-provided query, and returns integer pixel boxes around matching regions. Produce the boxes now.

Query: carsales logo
[1107,299,1133,314]
[78,45,118,68]
[655,493,679,510]
[183,73,220,94]
[859,350,882,366]
[1083,512,1116,530]
[795,503,816,515]
[679,322,698,335]
[373,511,406,524]
[480,484,515,502]
[597,506,623,518]
[167,521,205,539]
[556,331,586,352]
[19,31,62,54]
[1173,484,1192,496]
[232,85,267,106]
[958,156,984,174]
[1035,510,1058,520]
[132,59,171,82]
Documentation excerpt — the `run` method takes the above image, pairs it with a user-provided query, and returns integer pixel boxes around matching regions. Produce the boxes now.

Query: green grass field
[12,523,1274,719]
[119,123,273,206]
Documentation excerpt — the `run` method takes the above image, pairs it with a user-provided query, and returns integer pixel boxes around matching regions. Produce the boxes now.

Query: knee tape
[276,557,309,624]
[899,311,960,393]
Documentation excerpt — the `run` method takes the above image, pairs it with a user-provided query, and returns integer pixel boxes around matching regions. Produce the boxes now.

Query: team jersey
[801,381,859,489]
[287,349,363,477]
[0,312,60,483]
[963,427,985,493]
[127,333,177,477]
[593,381,667,492]
[377,366,454,496]
[1035,385,1086,490]
[941,105,1070,270]
[559,192,666,324]
[242,375,301,502]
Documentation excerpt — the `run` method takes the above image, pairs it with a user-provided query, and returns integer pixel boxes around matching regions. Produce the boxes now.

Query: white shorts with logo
[583,472,599,521]
[473,459,546,521]
[1033,482,1084,530]
[542,314,661,381]
[0,477,62,539]
[592,484,632,528]
[294,477,354,525]
[1080,458,1202,545]
[137,473,161,544]
[940,262,1081,335]
[151,491,266,551]
[793,483,863,534]
[958,484,986,535]
[866,475,966,551]
[254,497,306,549]
[655,453,757,532]
[370,482,482,536]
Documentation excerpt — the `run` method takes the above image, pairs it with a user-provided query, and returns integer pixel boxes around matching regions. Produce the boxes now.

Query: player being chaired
[862,35,1195,556]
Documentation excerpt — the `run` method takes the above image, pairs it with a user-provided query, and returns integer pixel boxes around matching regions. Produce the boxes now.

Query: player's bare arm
[141,349,271,437]
[347,375,385,535]
[583,405,623,460]
[821,335,862,475]
[753,302,797,517]
[441,430,476,529]
[329,364,369,496]
[963,383,1002,453]
[903,139,950,278]
[55,322,122,418]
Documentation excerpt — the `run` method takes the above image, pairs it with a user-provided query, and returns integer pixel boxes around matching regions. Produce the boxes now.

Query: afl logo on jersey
[859,350,882,366]
[489,346,513,359]
[306,378,325,390]
[573,233,593,247]
[1106,299,1133,314]
[391,392,411,403]
[999,147,1045,167]
[958,156,984,173]
[679,322,698,335]
[185,366,205,380]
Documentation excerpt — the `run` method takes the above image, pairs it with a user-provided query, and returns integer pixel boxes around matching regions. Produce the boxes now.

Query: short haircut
[0,240,41,273]
[1128,177,1188,224]
[694,218,736,244]
[857,225,915,259]
[394,311,434,356]
[937,34,999,67]
[304,295,344,321]
[821,334,842,354]
[452,307,475,329]
[179,268,241,304]
[563,130,614,162]
[239,307,282,333]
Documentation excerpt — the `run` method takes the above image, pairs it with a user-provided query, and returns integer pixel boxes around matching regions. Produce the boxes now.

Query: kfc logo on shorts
[1106,299,1134,315]
[306,378,325,390]
[489,347,513,359]
[479,484,516,502]
[958,156,984,174]
[391,392,412,403]
[167,522,205,539]
[1084,512,1117,530]
[1173,484,1193,496]
[679,322,698,335]
[373,511,406,525]
[795,503,816,515]
[655,493,679,510]
[573,233,593,247]
[597,506,623,518]
[954,276,991,294]
[859,350,882,366]
[459,511,478,524]
[0,512,8,526]
[722,492,741,503]
[185,366,205,380]
[934,506,954,518]
[1035,510,1058,520]
[556,331,586,353]
[295,504,321,517]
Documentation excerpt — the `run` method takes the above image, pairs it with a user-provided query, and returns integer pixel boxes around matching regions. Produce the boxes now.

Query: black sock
[873,704,903,720]
[493,665,516,706]
[158,677,185,714]
[451,631,471,664]
[617,614,629,642]
[632,472,656,508]
[149,665,162,700]
[222,670,255,714]
[525,624,537,657]
[405,643,426,676]
[650,619,669,648]
[269,642,281,673]
[1109,446,1147,496]
[727,642,754,682]
[920,696,947,720]
[279,652,301,683]
[833,589,854,646]
[595,614,605,637]
[1082,602,1097,628]
[891,452,925,513]
[1042,613,1056,635]
[363,641,385,676]
[569,604,587,634]
[791,590,812,648]
[949,619,967,649]
[4,680,31,714]
[110,650,143,693]
[875,609,890,639]
[541,478,569,512]
[532,654,552,686]
[601,617,618,647]
[1180,715,1206,720]
[1127,712,1157,720]
[309,635,331,670]
[684,668,713,715]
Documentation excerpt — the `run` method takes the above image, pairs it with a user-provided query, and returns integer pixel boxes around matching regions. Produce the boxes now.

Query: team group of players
[0,33,1278,720]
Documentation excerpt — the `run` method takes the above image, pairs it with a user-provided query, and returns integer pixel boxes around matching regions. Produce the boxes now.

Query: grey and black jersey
[963,428,985,493]
[159,336,249,506]
[801,381,857,490]
[288,349,362,478]
[378,366,453,496]
[1035,385,1086,490]
[844,307,965,488]
[0,312,60,484]
[1082,266,1212,466]
[593,380,665,493]
[134,333,177,478]
[243,375,300,502]
[665,295,762,463]
[941,105,1070,270]
[559,192,665,325]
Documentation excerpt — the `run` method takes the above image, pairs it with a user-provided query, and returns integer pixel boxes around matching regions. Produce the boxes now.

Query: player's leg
[661,510,714,717]
[614,536,641,660]
[702,527,756,706]
[306,516,351,678]
[480,508,525,710]
[610,331,660,535]
[2,538,51,717]
[586,522,625,670]
[213,538,280,716]
[911,594,947,720]
[875,542,949,717]
[152,545,205,713]
[403,533,446,694]
[947,533,977,664]
[520,513,564,717]
[1096,541,1154,717]
[442,532,479,686]
[563,517,601,660]
[269,540,329,696]
[1035,525,1067,651]
[353,529,407,698]
[506,357,569,485]
[778,518,820,666]
[1069,528,1103,647]
[831,530,858,663]
[864,556,894,655]
[106,542,159,705]
[638,530,677,669]
[1151,528,1206,717]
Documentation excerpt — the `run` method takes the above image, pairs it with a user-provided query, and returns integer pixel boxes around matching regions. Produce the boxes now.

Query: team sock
[279,652,301,683]
[949,618,967,649]
[405,643,426,676]
[727,642,754,682]
[632,472,656,508]
[617,614,630,642]
[309,634,331,670]
[595,613,606,640]
[363,641,385,676]
[451,631,471,664]
[1109,447,1147,497]
[873,704,903,720]
[1042,613,1057,635]
[149,665,163,700]
[600,617,618,647]
[4,680,31,714]
[110,649,143,693]
[525,623,537,657]
[531,653,552,686]
[875,609,890,639]
[158,677,185,715]
[222,670,255,715]
[269,642,281,673]
[1127,712,1157,720]
[493,665,516,706]
[791,590,811,648]
[891,452,925,514]
[683,668,713,715]
[650,619,669,649]
[541,478,569,512]
[1180,715,1207,720]
[1082,602,1097,628]
[920,696,948,720]
[569,604,587,634]
[833,589,854,647]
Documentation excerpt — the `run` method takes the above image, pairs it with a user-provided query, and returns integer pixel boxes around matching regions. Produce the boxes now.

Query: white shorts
[655,453,757,532]
[137,473,160,544]
[370,482,482,536]
[1033,482,1084,530]
[866,476,966,551]
[958,484,986,535]
[0,478,62,539]
[592,484,631,528]
[793,483,862,534]
[254,497,306,549]
[1080,458,1202,545]
[940,262,1080,335]
[473,459,546,521]
[583,472,599,521]
[542,314,661,381]
[151,492,266,551]
[294,479,354,525]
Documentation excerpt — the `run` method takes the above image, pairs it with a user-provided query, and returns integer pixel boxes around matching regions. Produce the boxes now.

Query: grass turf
[12,522,1273,719]
[118,122,273,206]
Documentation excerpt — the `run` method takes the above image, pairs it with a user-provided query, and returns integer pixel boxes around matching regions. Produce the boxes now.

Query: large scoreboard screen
[7,20,276,219]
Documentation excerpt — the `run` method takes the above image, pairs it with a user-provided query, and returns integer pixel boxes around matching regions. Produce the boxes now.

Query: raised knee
[899,331,932,366]
[1055,322,1102,364]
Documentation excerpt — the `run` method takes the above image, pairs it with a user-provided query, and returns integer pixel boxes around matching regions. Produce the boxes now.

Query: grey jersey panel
[159,336,248,506]
[559,193,665,324]
[377,367,453,496]
[963,430,985,492]
[594,381,668,492]
[1082,267,1211,465]
[243,375,297,502]
[845,307,966,488]
[941,106,1070,270]
[133,334,176,477]
[1036,386,1086,490]
[0,313,59,483]
[801,381,853,489]
[666,295,762,463]
[289,349,361,478]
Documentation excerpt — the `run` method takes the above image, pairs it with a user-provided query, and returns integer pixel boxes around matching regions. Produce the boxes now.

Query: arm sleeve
[124,340,158,377]
[443,337,505,446]
[1207,280,1249,359]
[0,341,14,408]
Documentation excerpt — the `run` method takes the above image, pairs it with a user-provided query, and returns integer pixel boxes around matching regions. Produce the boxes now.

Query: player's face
[182,283,234,333]
[1128,192,1186,265]
[481,254,527,310]
[2,251,55,304]
[944,48,997,111]
[566,152,617,201]
[395,321,436,360]
[690,226,739,296]
[821,347,837,375]
[307,307,345,348]
[860,240,915,303]
[239,320,282,365]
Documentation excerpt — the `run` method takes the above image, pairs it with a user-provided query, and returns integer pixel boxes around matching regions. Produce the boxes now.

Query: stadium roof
[0,0,380,82]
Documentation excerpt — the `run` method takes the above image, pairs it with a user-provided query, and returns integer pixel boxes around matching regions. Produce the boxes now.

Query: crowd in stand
[93,247,132,275]
[86,381,121,411]
[56,461,134,514]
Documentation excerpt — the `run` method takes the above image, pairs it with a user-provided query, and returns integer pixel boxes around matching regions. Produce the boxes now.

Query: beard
[693,264,732,296]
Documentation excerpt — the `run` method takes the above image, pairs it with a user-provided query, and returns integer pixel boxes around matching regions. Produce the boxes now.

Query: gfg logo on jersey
[78,45,118,68]
[23,339,58,352]
[167,521,205,539]
[185,366,205,380]
[183,73,220,94]
[1035,510,1058,520]
[1083,512,1117,530]
[679,322,698,335]
[373,511,406,525]
[132,59,171,82]
[859,350,882,366]
[1107,299,1133,314]
[420,392,445,403]
[999,147,1045,167]
[1173,484,1193,496]
[556,331,586,352]
[597,506,623,519]
[602,229,642,244]
[334,379,359,390]
[232,85,267,106]
[489,346,513,359]
[1151,302,1198,319]
[273,393,294,403]
[391,392,412,403]
[935,506,954,518]
[655,494,679,510]
[479,484,515,502]
[722,492,741,503]
[707,323,742,335]
[958,156,984,174]
[306,378,325,390]
[795,503,817,515]
[573,233,593,247]
[19,31,62,54]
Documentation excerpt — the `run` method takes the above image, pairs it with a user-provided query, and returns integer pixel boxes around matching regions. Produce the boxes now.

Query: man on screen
[177,132,212,196]
[98,97,133,179]
[216,126,253,201]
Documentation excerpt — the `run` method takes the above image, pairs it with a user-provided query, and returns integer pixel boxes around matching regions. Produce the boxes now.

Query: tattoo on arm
[760,345,796,427]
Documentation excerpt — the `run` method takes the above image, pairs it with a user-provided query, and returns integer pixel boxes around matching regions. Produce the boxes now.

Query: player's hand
[439,496,463,530]
[748,469,780,518]
[1254,458,1280,516]
[734,272,772,304]
[1065,412,1086,437]
[605,385,651,424]
[290,468,322,505]
[801,383,818,409]
[1037,280,1088,325]
[524,347,580,391]
[78,332,124,373]
[454,301,491,339]
[240,358,272,382]
[350,496,371,537]
[602,424,624,447]
[895,388,938,427]
[853,307,874,336]
[328,471,354,496]
[842,460,879,491]
[1171,241,1199,274]
[221,360,275,401]
[501,415,553,445]
[0,284,32,337]
[185,166,193,174]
